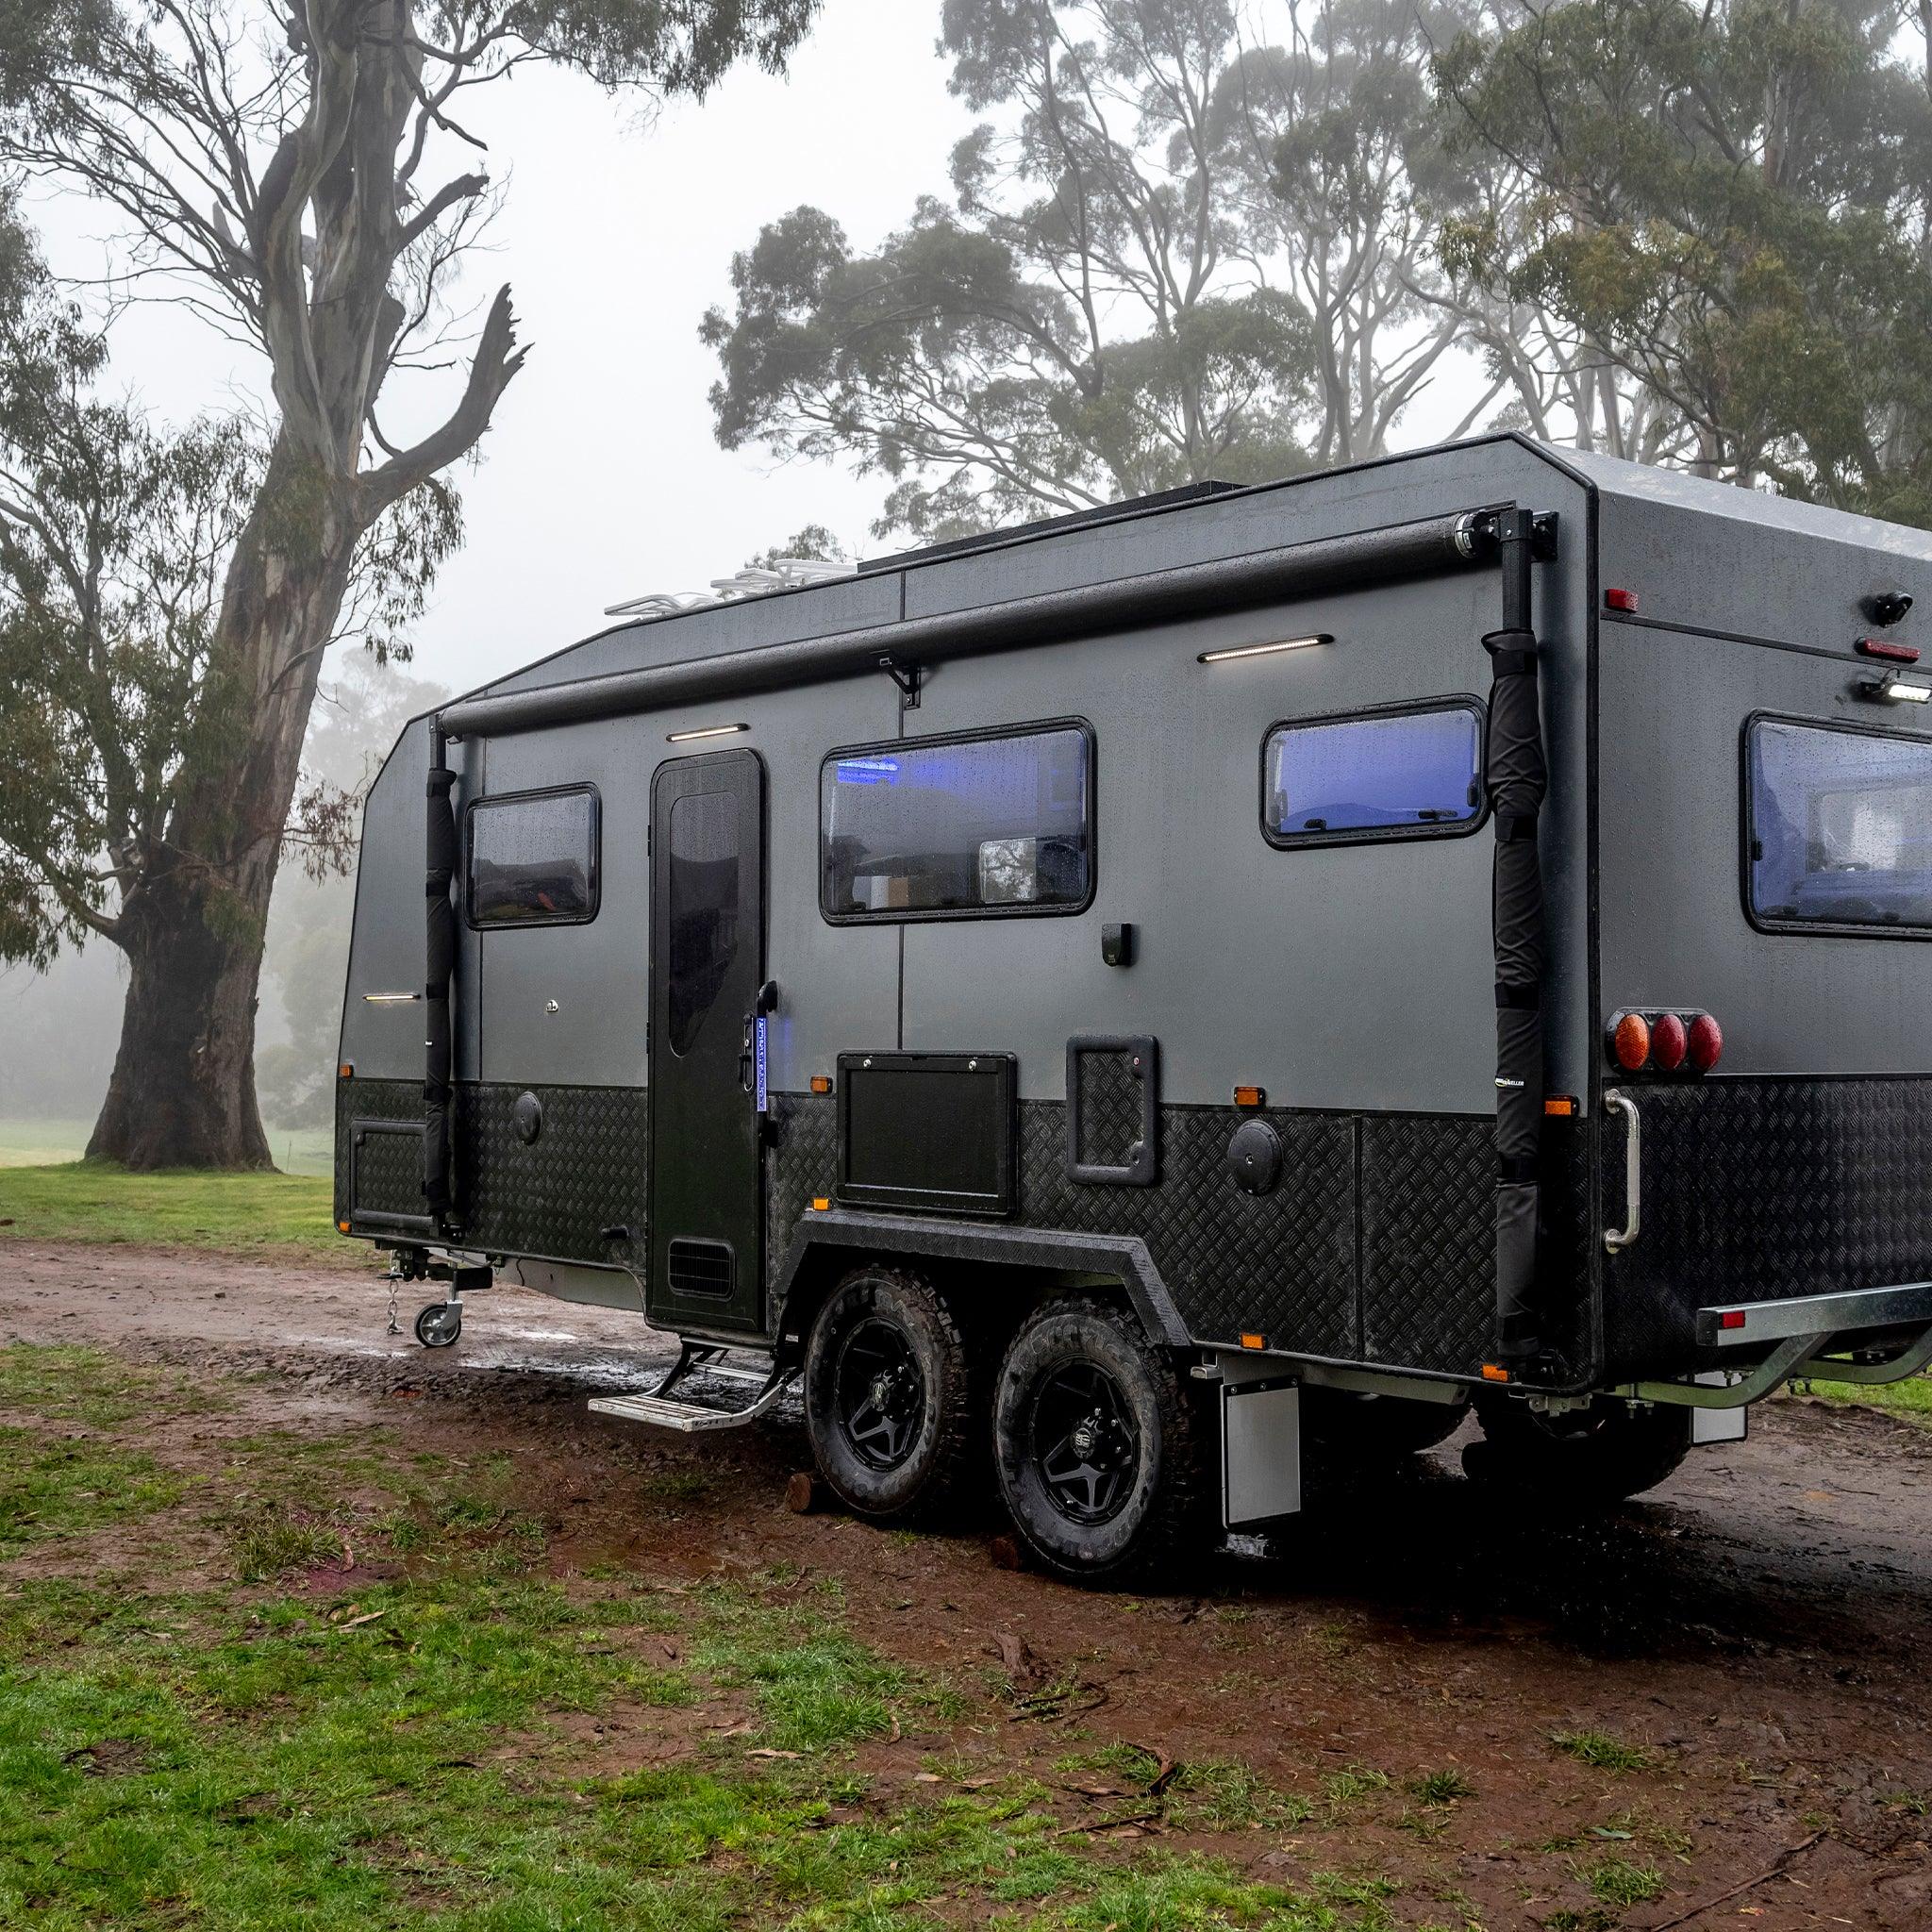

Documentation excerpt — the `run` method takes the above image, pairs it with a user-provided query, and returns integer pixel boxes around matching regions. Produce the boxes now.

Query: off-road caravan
[335,433,1932,1582]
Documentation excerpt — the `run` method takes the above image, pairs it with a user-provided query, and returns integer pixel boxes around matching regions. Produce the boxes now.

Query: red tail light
[1607,1008,1722,1074]
[1611,1011,1651,1071]
[1651,1011,1688,1072]
[1688,1012,1724,1072]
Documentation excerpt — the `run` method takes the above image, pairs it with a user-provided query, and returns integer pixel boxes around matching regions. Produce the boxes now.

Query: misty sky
[32,0,1490,703]
[32,5,970,698]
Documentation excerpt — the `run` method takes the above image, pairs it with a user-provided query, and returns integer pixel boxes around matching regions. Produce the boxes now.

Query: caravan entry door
[648,748,765,1335]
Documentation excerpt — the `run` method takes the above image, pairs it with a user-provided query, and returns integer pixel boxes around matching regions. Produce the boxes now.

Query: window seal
[464,781,602,931]
[1258,694,1490,852]
[818,716,1097,926]
[1740,708,1932,942]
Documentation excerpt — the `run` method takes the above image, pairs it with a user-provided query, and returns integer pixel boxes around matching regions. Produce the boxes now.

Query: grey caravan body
[336,433,1932,1532]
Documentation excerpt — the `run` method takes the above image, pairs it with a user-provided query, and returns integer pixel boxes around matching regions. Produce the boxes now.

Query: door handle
[1604,1088,1641,1253]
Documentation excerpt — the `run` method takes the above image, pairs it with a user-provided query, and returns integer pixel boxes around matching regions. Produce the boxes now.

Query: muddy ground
[4,1240,1932,1930]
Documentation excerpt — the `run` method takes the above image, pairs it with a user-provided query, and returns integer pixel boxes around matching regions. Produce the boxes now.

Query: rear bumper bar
[1698,1280,1932,1348]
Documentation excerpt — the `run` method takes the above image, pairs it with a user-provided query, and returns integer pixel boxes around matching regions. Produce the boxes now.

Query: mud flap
[1690,1374,1748,1445]
[1220,1352,1301,1528]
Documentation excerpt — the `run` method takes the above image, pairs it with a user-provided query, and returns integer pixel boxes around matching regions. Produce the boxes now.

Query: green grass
[0,1117,332,1175]
[0,1342,1410,1932]
[1581,1856,1664,1906]
[0,1159,341,1256]
[1791,1373,1932,1424]
[1553,1731,1654,1774]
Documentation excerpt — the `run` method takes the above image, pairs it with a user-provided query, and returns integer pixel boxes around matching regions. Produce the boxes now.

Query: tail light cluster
[1608,1008,1723,1074]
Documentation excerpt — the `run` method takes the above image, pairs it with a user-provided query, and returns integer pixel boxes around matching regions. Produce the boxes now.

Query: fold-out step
[589,1341,795,1434]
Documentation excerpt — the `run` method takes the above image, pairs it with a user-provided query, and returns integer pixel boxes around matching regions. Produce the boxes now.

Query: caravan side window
[1262,700,1485,848]
[467,785,600,927]
[821,723,1093,922]
[1745,716,1932,935]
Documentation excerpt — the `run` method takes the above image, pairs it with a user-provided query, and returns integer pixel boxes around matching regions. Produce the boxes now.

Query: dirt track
[5,1239,1932,1929]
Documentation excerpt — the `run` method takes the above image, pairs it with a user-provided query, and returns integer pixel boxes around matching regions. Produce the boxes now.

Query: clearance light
[1688,1012,1724,1072]
[667,722,749,742]
[1240,1332,1267,1350]
[1651,1012,1689,1073]
[337,1219,351,1234]
[337,1062,355,1079]
[1721,1310,1747,1331]
[1857,637,1921,663]
[810,1196,831,1212]
[1233,1084,1266,1108]
[1605,588,1640,613]
[1481,1362,1511,1383]
[1611,1011,1651,1072]
[809,1075,833,1095]
[1864,675,1932,704]
[1544,1096,1576,1116]
[1198,633,1332,664]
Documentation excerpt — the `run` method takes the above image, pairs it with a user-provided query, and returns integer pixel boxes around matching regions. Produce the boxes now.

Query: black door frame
[646,746,768,1339]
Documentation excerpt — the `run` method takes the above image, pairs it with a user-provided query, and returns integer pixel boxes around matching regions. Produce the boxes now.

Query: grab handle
[1604,1088,1641,1253]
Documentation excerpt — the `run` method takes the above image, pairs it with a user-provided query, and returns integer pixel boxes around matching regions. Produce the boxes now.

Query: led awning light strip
[667,722,750,742]
[1197,632,1333,664]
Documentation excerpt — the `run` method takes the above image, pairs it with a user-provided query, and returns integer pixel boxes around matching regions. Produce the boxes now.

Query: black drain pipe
[424,722,458,1232]
[1485,508,1548,1367]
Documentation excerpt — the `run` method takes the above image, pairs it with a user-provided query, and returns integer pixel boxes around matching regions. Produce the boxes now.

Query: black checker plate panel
[454,1084,647,1269]
[334,1078,421,1226]
[767,1091,1357,1359]
[335,1077,647,1268]
[1361,1116,1494,1371]
[1074,1048,1149,1171]
[1604,1077,1932,1379]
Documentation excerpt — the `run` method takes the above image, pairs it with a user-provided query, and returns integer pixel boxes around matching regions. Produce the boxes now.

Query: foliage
[1433,0,1932,519]
[0,0,822,1167]
[743,522,848,569]
[705,0,1490,539]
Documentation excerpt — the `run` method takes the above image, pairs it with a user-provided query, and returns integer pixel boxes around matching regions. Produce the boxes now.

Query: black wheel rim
[831,1314,926,1471]
[1026,1359,1140,1526]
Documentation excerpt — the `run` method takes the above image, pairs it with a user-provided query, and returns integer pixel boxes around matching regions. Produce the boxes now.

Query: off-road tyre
[803,1267,978,1525]
[1464,1394,1691,1507]
[992,1294,1208,1585]
[1302,1389,1472,1463]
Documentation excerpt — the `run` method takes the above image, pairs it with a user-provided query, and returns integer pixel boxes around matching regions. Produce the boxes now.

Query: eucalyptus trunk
[87,446,359,1171]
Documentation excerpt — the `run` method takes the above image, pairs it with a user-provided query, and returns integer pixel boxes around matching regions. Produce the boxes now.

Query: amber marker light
[809,1074,833,1094]
[1481,1363,1511,1383]
[810,1196,831,1212]
[337,1062,355,1079]
[1239,1332,1267,1351]
[1610,1011,1651,1072]
[1233,1084,1266,1108]
[337,1220,351,1234]
[1544,1095,1576,1116]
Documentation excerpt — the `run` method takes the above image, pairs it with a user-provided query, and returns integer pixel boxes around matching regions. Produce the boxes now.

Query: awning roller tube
[439,509,1495,741]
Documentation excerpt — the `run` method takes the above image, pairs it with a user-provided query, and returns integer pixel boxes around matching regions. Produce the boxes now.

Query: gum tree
[0,0,818,1168]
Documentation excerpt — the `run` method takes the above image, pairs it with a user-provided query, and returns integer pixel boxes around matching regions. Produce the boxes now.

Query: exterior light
[667,723,750,742]
[361,991,420,1005]
[1605,588,1640,612]
[1861,675,1932,704]
[1197,633,1333,664]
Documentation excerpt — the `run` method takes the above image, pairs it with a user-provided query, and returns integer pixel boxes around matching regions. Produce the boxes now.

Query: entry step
[589,1341,795,1434]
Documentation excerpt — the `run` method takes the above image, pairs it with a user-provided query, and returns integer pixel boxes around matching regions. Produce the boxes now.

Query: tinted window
[1747,718,1932,933]
[1264,704,1483,843]
[468,788,597,926]
[821,725,1092,920]
[667,790,742,1054]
